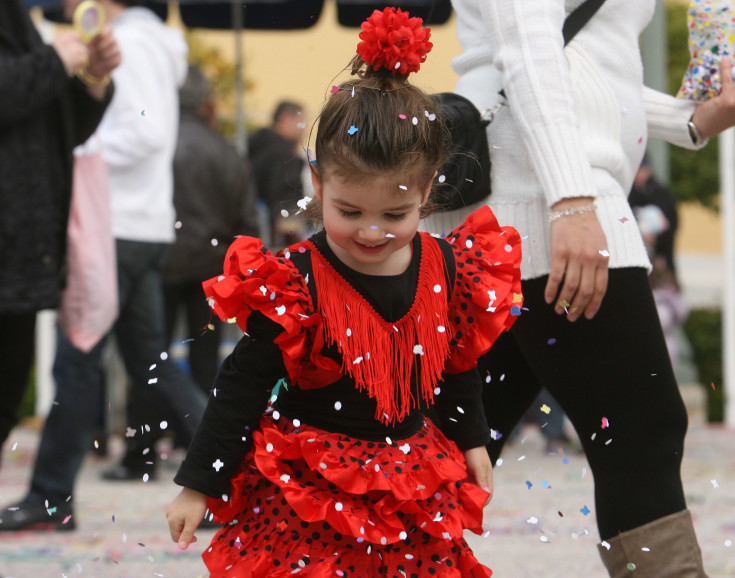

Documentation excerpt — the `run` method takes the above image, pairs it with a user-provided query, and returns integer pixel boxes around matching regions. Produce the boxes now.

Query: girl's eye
[385,213,407,221]
[339,210,360,218]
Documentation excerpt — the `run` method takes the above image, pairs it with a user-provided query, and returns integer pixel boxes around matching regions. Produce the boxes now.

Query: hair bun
[355,7,433,77]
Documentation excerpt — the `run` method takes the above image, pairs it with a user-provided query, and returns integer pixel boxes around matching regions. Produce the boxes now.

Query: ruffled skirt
[202,413,492,577]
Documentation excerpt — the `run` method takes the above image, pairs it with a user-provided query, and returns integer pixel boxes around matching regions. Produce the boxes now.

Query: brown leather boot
[597,510,708,577]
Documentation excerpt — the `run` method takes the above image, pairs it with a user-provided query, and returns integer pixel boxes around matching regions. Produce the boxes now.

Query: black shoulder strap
[563,0,606,45]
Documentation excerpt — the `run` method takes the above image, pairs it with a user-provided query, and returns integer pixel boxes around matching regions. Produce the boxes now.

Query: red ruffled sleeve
[444,206,523,373]
[202,236,328,383]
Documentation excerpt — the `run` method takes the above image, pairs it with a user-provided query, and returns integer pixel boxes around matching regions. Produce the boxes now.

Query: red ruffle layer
[444,206,523,373]
[203,415,492,577]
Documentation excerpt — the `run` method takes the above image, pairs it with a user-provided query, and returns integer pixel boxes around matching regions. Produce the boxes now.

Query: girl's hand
[691,56,735,139]
[463,446,494,505]
[545,197,609,322]
[165,487,208,550]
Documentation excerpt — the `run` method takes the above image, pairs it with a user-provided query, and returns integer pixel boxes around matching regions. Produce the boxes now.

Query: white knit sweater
[421,0,704,279]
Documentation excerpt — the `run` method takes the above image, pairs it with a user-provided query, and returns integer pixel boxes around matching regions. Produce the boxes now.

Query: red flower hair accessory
[356,7,433,77]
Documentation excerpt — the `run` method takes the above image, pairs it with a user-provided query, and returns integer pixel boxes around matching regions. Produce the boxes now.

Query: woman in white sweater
[422,1,735,576]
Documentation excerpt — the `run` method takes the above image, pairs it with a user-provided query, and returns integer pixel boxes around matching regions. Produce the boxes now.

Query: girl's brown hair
[313,55,445,199]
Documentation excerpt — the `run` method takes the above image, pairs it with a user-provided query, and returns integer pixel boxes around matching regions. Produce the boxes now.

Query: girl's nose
[359,224,385,243]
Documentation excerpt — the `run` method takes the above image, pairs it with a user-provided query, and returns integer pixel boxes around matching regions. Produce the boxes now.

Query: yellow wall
[677,202,722,253]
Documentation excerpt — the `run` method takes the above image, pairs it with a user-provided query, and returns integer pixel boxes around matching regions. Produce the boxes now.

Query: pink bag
[60,138,118,352]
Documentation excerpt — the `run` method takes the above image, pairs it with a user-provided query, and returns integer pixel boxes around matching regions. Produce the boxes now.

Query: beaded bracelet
[547,203,596,222]
[75,66,111,88]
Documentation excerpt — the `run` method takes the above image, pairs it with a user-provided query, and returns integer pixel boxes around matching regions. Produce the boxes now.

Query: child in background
[165,8,522,576]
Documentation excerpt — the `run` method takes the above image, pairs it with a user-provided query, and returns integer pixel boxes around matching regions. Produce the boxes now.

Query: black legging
[480,267,688,540]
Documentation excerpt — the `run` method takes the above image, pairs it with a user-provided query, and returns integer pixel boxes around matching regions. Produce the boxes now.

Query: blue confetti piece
[511,305,522,316]
[348,125,359,135]
[525,480,533,490]
[562,457,571,465]
[542,480,550,488]
[580,505,591,516]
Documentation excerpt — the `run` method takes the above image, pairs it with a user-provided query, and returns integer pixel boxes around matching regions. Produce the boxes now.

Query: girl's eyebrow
[332,198,415,212]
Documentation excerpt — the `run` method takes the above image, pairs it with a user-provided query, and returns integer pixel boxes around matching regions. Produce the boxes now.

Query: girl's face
[313,170,431,276]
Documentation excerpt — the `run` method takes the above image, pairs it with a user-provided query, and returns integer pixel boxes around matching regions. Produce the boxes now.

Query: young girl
[166,8,522,576]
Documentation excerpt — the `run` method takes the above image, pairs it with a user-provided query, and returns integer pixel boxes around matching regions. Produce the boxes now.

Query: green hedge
[684,309,725,422]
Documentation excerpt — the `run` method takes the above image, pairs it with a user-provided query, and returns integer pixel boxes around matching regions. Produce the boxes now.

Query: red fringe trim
[309,234,450,424]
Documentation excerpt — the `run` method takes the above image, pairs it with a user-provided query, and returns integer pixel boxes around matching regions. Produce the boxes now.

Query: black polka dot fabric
[202,415,492,577]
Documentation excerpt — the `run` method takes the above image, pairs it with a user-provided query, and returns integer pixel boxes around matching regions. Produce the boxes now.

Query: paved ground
[0,416,733,578]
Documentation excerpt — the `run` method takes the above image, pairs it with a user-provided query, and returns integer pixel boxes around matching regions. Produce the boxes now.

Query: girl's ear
[310,163,322,201]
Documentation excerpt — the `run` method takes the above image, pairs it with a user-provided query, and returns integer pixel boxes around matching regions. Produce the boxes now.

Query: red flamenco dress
[173,206,523,577]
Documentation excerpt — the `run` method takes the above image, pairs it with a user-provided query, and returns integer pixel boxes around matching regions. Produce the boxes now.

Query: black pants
[481,268,688,540]
[0,311,36,451]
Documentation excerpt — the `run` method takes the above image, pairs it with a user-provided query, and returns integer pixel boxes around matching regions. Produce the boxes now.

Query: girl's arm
[173,313,287,497]
[167,313,287,547]
[433,368,493,502]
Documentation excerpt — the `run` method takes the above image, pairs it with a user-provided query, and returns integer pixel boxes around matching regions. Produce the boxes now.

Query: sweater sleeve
[174,312,287,498]
[481,0,597,205]
[643,86,706,150]
[0,44,69,130]
[97,30,173,168]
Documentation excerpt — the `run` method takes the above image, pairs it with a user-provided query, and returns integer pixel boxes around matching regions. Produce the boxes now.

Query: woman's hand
[545,197,609,322]
[464,446,494,505]
[165,487,208,550]
[691,56,735,139]
[52,31,88,76]
[86,25,121,80]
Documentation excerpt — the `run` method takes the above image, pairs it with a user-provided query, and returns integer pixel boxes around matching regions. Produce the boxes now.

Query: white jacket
[98,7,188,243]
[423,0,704,279]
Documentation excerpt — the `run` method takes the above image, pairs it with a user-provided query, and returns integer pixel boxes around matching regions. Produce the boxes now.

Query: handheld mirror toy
[73,0,106,43]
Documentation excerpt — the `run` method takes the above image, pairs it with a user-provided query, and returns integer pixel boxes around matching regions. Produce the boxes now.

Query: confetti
[525,480,533,489]
[540,404,551,414]
[580,505,591,516]
[601,417,610,429]
[348,125,359,135]
[212,459,224,472]
[678,0,735,101]
[330,85,340,94]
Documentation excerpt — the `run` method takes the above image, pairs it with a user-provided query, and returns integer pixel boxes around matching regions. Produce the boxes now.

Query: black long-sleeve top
[175,232,491,498]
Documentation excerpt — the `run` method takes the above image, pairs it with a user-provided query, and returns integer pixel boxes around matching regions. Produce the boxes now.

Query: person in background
[629,157,680,274]
[0,0,206,532]
[0,0,118,465]
[630,161,690,371]
[102,64,261,481]
[248,100,308,248]
[421,0,735,575]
